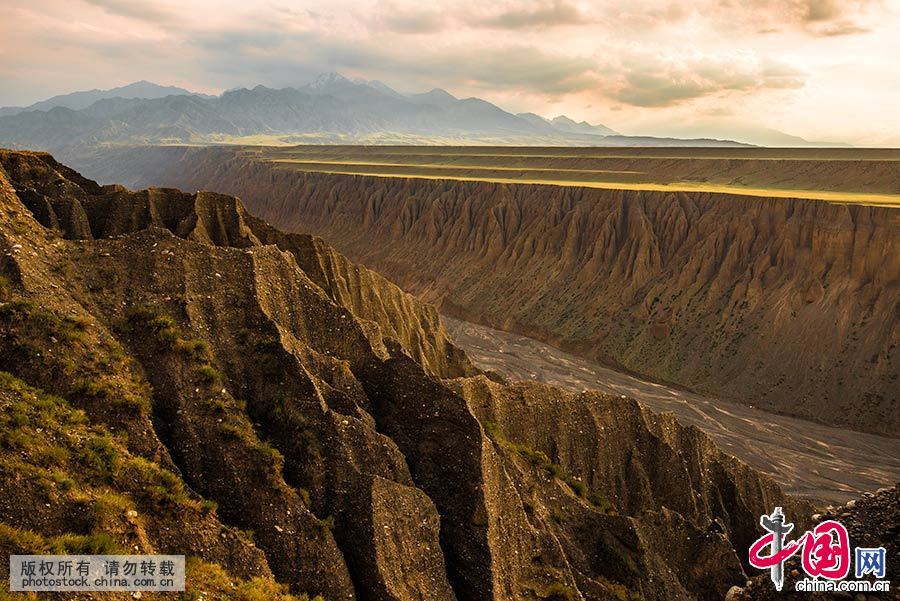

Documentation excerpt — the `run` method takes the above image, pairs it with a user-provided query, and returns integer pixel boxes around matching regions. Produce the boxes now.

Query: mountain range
[0,75,759,150]
[0,80,207,117]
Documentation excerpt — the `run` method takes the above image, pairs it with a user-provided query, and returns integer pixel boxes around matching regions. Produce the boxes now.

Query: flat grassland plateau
[259,145,900,207]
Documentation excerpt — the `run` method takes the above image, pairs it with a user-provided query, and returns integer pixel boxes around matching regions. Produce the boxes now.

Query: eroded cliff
[81,146,899,436]
[0,150,816,600]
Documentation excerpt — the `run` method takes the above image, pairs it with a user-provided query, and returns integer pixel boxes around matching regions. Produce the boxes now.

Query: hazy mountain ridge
[0,81,206,117]
[0,75,758,149]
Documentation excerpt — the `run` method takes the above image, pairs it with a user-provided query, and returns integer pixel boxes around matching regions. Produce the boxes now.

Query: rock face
[0,150,813,600]
[83,146,900,437]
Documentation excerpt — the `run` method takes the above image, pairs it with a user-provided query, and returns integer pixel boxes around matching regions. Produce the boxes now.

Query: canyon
[444,316,900,504]
[0,149,835,600]
[73,145,900,439]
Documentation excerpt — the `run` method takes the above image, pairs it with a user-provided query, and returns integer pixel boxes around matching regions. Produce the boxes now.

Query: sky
[1,0,899,145]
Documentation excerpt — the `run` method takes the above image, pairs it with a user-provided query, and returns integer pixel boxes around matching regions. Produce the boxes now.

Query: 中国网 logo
[748,507,890,594]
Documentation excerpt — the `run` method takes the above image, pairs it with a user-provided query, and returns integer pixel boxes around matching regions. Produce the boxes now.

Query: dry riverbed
[444,316,900,505]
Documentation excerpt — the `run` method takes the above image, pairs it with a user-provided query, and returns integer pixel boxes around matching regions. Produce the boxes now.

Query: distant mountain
[0,72,752,149]
[409,88,460,109]
[0,81,206,117]
[647,121,851,148]
[550,115,617,136]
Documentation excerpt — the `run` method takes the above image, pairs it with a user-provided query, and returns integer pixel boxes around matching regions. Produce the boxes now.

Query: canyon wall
[0,150,816,600]
[73,146,900,437]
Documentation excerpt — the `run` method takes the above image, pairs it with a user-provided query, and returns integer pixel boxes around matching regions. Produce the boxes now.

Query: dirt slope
[81,146,900,437]
[0,150,817,600]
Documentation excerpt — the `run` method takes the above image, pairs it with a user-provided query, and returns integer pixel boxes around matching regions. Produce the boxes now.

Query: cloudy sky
[2,0,899,145]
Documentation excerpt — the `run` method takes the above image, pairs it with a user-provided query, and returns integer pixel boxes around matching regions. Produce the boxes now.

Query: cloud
[374,2,446,34]
[81,0,177,24]
[464,0,591,29]
[734,0,883,36]
[186,20,602,96]
[2,0,898,145]
[373,0,594,34]
[601,0,883,37]
[608,53,805,107]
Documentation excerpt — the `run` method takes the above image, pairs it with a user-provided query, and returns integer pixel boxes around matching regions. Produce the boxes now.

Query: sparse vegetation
[217,422,245,440]
[317,514,335,534]
[197,364,221,385]
[0,293,153,420]
[597,576,646,601]
[0,274,11,301]
[180,557,323,601]
[483,420,613,513]
[73,375,149,412]
[541,582,577,601]
[254,441,284,473]
[0,371,194,524]
[52,531,121,554]
[127,303,224,389]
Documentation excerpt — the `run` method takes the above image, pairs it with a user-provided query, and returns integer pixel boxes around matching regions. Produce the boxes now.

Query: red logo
[750,517,851,581]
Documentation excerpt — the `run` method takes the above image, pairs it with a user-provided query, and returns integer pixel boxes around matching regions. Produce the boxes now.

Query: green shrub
[564,475,588,499]
[8,402,28,428]
[179,557,321,601]
[75,434,119,483]
[1,429,30,450]
[254,442,284,473]
[588,491,614,514]
[51,471,75,492]
[87,492,133,528]
[63,315,91,332]
[0,523,47,554]
[35,445,69,467]
[0,298,35,318]
[175,338,209,359]
[541,582,577,601]
[52,532,120,554]
[254,338,281,353]
[197,365,221,385]
[317,515,335,533]
[73,377,149,413]
[217,422,244,441]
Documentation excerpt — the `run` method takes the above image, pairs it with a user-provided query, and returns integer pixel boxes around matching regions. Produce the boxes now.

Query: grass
[73,375,149,412]
[541,582,577,601]
[483,420,613,513]
[0,523,121,556]
[0,275,11,301]
[316,515,335,534]
[597,576,647,601]
[180,557,324,601]
[52,532,121,554]
[197,364,221,385]
[0,371,192,518]
[254,441,284,473]
[0,295,153,417]
[127,303,223,389]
